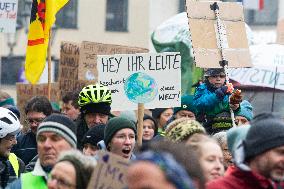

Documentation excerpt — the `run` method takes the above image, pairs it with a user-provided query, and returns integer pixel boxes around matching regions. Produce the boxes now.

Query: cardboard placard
[97,52,181,111]
[16,83,59,123]
[0,0,18,33]
[87,151,129,189]
[58,41,148,98]
[78,41,148,81]
[276,19,284,45]
[186,0,252,68]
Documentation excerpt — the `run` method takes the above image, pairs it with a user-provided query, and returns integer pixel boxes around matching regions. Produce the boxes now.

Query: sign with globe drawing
[97,52,181,111]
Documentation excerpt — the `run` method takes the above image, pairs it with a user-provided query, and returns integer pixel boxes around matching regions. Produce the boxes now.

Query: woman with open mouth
[103,117,137,160]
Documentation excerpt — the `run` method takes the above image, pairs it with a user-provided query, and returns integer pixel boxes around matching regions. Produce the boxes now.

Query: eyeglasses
[48,175,76,188]
[211,74,226,78]
[25,117,45,125]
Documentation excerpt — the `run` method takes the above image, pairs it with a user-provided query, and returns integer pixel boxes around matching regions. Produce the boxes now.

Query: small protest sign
[87,151,129,189]
[16,83,59,123]
[277,19,284,45]
[97,52,181,111]
[186,0,252,68]
[0,0,18,33]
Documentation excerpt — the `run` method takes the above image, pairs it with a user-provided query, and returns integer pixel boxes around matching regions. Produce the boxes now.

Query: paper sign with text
[0,0,18,33]
[87,151,129,189]
[97,52,181,111]
[228,66,284,90]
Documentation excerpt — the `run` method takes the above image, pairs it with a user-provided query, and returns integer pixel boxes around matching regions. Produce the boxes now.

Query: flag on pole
[25,0,69,84]
[242,0,264,10]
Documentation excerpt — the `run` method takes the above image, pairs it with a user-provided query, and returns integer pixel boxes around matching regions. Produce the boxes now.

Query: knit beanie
[235,100,253,121]
[165,118,206,142]
[80,102,111,116]
[37,114,77,148]
[82,124,105,146]
[104,117,137,147]
[226,125,250,154]
[173,95,197,115]
[244,112,284,160]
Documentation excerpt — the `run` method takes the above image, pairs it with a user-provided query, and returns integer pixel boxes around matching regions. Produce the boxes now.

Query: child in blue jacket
[193,68,241,134]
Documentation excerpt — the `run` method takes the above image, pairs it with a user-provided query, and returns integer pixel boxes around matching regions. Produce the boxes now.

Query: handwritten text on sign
[97,52,181,111]
[0,0,18,33]
[228,66,284,90]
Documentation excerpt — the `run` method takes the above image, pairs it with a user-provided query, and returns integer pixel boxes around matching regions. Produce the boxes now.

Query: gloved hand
[215,83,234,99]
[230,89,242,104]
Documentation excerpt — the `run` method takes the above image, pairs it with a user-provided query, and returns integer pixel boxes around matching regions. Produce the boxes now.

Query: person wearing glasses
[12,96,53,165]
[0,107,25,188]
[193,68,242,134]
[47,149,96,189]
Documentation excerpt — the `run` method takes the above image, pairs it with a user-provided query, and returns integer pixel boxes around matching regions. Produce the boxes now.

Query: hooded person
[173,95,197,120]
[142,114,158,142]
[234,100,253,126]
[104,117,137,160]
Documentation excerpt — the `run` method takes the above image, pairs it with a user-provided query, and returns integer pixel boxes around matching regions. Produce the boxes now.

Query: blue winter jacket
[193,83,230,118]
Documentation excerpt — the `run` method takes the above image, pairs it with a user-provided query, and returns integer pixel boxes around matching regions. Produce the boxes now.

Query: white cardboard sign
[97,52,181,111]
[0,0,18,33]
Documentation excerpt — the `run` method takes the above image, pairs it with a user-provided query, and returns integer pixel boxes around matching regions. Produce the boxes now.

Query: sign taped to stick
[97,52,181,111]
[186,0,252,68]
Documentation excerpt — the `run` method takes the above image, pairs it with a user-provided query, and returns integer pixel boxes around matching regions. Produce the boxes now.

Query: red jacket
[206,166,276,189]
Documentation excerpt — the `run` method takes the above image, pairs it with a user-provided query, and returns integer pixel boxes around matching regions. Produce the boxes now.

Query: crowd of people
[0,67,283,189]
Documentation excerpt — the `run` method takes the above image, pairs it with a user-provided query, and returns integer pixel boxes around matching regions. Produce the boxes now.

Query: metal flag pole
[210,2,236,127]
[271,66,278,112]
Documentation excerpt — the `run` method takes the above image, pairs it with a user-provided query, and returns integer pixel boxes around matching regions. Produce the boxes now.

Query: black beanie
[82,124,106,146]
[244,112,284,160]
[104,117,137,147]
[80,102,111,116]
[37,114,77,147]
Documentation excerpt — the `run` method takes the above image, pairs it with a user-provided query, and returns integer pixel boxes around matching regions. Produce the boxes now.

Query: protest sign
[0,0,18,33]
[78,41,148,81]
[58,41,148,98]
[16,83,59,123]
[228,66,284,90]
[186,0,251,68]
[87,151,129,189]
[97,52,181,111]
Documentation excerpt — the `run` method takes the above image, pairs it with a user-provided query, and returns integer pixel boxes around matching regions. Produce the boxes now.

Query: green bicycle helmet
[78,84,112,107]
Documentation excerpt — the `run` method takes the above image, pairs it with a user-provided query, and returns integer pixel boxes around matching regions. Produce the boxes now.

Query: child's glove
[230,89,242,104]
[215,83,234,99]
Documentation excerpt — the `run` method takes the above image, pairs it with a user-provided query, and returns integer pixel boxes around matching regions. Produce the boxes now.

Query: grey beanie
[244,112,284,160]
[37,114,77,148]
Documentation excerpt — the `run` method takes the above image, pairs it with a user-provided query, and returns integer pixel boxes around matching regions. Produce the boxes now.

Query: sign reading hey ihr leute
[0,0,18,33]
[97,52,181,111]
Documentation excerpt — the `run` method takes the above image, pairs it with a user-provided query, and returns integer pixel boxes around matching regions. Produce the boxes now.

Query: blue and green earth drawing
[124,72,158,103]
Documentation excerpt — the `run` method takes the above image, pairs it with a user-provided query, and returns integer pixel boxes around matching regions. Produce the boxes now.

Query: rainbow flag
[25,0,69,84]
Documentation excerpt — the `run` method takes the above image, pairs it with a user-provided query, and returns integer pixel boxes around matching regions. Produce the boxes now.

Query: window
[56,0,78,29]
[106,0,128,32]
[223,0,278,26]
[179,0,185,12]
